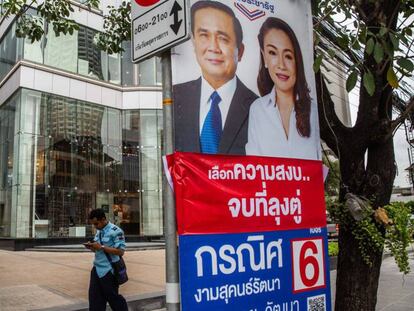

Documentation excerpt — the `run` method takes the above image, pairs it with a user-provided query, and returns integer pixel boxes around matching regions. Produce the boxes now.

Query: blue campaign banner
[179,228,331,311]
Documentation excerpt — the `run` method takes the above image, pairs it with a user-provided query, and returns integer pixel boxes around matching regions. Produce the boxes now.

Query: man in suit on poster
[173,0,257,155]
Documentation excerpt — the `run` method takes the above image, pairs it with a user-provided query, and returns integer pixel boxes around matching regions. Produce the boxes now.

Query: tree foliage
[1,0,129,53]
[94,1,131,54]
[313,0,414,97]
[313,1,413,310]
[1,0,100,41]
[323,155,340,196]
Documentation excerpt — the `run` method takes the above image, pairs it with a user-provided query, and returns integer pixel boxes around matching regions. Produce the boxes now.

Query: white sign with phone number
[131,0,190,63]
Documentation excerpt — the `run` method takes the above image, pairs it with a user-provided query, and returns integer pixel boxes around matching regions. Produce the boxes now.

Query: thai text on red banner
[167,152,327,235]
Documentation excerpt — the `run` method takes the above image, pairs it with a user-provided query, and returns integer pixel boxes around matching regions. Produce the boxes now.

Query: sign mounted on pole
[131,0,190,63]
[165,0,333,308]
[166,152,332,311]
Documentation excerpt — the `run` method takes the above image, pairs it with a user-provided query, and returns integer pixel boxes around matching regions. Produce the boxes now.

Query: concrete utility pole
[161,50,180,311]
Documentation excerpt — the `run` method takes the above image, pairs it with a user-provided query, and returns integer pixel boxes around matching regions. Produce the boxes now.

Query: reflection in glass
[44,26,78,73]
[0,19,162,87]
[0,89,163,237]
[0,93,18,237]
[142,190,162,235]
[138,57,157,86]
[121,41,135,86]
[0,23,18,81]
[77,27,105,80]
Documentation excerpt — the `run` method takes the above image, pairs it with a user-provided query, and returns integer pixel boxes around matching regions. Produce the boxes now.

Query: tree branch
[391,96,414,132]
[315,70,348,158]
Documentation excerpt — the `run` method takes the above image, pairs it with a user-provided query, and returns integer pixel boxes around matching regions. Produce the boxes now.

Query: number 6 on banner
[291,238,326,292]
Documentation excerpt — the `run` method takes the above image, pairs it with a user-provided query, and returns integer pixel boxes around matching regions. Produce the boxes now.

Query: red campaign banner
[168,152,326,235]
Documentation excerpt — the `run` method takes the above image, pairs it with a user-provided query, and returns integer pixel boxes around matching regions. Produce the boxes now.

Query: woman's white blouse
[245,88,320,160]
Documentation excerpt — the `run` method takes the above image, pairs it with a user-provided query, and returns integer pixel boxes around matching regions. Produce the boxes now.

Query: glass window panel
[105,108,122,146]
[117,194,140,235]
[0,94,18,237]
[24,37,43,64]
[0,88,166,238]
[138,57,156,86]
[121,41,140,86]
[108,52,121,84]
[14,184,33,237]
[77,27,105,80]
[77,102,105,143]
[157,109,163,150]
[20,90,42,135]
[44,27,78,73]
[141,190,162,235]
[15,133,36,186]
[139,110,157,147]
[0,23,18,81]
[104,145,122,191]
[101,50,109,81]
[122,110,140,192]
[140,147,160,191]
[121,41,134,86]
[156,56,162,85]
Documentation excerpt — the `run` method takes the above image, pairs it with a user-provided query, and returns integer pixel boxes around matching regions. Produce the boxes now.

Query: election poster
[171,0,320,159]
[166,153,332,310]
[168,0,330,310]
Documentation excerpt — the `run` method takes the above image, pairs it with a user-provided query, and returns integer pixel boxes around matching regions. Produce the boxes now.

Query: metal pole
[161,49,180,311]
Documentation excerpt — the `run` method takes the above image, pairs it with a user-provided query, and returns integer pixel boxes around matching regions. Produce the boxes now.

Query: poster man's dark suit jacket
[173,77,258,155]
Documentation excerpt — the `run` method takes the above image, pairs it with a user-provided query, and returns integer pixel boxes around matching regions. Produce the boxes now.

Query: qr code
[307,294,326,311]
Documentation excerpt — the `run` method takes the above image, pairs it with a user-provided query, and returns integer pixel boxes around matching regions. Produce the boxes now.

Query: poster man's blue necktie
[200,91,222,154]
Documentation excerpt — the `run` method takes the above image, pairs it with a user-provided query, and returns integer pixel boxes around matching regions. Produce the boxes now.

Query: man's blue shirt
[93,222,126,278]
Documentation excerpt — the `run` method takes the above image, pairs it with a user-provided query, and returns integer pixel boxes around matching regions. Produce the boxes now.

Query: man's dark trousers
[89,267,128,311]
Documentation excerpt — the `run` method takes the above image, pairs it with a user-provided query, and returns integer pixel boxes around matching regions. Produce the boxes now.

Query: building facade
[0,1,164,239]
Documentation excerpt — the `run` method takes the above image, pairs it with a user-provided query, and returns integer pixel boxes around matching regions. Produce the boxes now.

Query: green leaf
[397,58,414,72]
[328,49,336,58]
[359,26,368,44]
[374,42,384,63]
[389,33,399,50]
[314,32,321,46]
[313,54,323,73]
[352,39,361,50]
[382,41,393,57]
[338,35,349,49]
[387,67,399,88]
[346,70,358,92]
[366,38,375,55]
[363,71,375,96]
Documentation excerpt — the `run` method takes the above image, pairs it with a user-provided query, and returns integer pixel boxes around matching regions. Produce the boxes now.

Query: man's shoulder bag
[104,253,128,285]
[99,232,128,285]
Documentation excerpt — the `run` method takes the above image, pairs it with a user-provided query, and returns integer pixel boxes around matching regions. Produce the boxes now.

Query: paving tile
[0,249,166,308]
[0,285,74,311]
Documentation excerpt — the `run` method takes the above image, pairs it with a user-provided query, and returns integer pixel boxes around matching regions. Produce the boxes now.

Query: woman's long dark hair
[257,17,311,137]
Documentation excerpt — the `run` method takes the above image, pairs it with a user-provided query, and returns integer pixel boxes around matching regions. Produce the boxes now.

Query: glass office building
[0,3,164,239]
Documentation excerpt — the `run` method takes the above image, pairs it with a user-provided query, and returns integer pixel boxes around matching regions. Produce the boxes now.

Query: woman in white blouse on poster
[246,17,320,160]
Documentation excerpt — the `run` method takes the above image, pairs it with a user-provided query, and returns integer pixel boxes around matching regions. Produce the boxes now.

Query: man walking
[84,209,128,311]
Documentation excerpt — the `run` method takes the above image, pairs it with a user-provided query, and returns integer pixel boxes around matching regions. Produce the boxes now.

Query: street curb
[31,291,166,311]
[30,249,413,311]
[329,246,414,272]
[329,256,338,270]
[24,246,165,252]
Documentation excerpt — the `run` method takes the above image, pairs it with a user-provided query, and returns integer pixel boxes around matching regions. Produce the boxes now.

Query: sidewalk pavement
[330,252,414,311]
[0,249,165,311]
[0,248,413,310]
